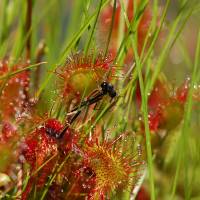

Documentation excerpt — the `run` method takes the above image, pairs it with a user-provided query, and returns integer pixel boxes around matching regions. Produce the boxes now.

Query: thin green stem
[85,0,103,55]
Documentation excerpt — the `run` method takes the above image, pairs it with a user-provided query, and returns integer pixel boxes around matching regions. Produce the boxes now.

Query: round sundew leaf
[68,68,105,96]
[0,61,30,120]
[57,52,114,103]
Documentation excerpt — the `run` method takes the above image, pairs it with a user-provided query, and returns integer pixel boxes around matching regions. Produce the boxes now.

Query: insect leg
[69,110,81,124]
[71,92,104,112]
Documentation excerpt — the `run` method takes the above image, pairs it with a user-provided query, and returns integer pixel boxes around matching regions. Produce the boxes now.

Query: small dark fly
[71,81,117,112]
[57,81,117,139]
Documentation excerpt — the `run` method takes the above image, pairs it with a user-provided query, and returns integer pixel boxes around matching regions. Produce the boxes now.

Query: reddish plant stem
[22,0,32,111]
[25,0,32,60]
[34,41,46,90]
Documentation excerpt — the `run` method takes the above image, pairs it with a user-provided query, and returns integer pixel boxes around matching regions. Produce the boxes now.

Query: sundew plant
[0,0,200,199]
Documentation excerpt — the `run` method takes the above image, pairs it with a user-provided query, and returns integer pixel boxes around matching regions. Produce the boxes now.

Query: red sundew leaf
[147,82,170,110]
[23,127,58,167]
[21,119,63,198]
[0,60,30,120]
[44,118,64,137]
[136,79,170,111]
[74,131,144,199]
[139,101,184,133]
[55,52,114,104]
[22,119,62,169]
[21,118,81,199]
[135,78,185,132]
[63,132,137,199]
[140,99,184,133]
[67,166,97,199]
[142,78,200,132]
[22,133,38,167]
